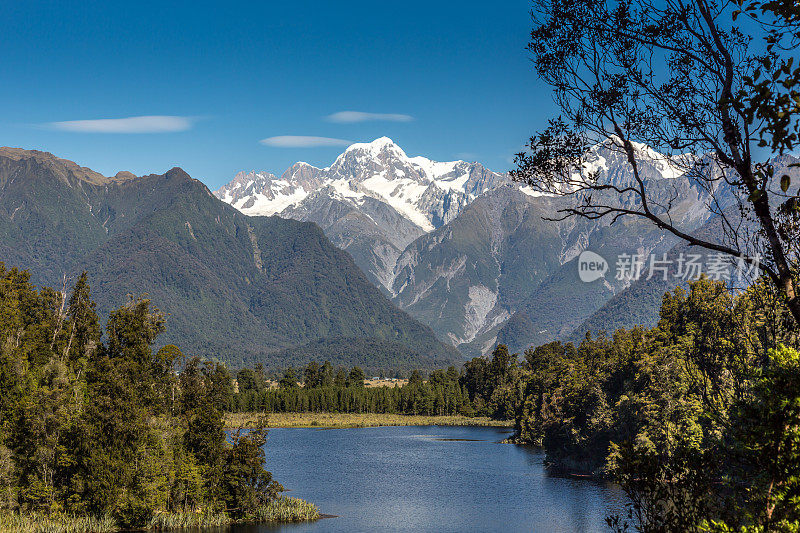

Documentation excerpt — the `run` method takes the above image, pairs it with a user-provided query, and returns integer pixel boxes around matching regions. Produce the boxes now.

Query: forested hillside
[218,140,730,356]
[564,214,739,344]
[0,148,460,370]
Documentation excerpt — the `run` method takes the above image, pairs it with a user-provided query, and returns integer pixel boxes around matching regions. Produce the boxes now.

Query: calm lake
[230,425,626,533]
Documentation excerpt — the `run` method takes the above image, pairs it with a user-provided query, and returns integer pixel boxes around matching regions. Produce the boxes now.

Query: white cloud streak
[325,111,414,123]
[260,136,352,148]
[48,115,195,133]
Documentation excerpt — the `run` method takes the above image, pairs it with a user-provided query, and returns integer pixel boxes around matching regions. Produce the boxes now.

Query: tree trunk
[784,283,800,328]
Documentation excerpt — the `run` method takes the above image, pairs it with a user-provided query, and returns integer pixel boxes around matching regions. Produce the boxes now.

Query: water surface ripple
[228,425,625,532]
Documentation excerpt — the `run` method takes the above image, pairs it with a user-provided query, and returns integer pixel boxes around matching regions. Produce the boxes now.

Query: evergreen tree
[279,368,299,389]
[408,370,423,385]
[237,368,264,394]
[347,366,366,387]
[303,361,320,388]
[220,428,283,519]
[333,368,348,387]
[0,264,285,524]
[319,360,334,387]
[65,271,101,365]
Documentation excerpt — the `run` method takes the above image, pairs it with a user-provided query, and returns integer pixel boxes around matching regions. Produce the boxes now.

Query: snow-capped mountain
[217,137,732,356]
[586,139,690,184]
[215,138,509,290]
[216,161,325,214]
[216,137,509,232]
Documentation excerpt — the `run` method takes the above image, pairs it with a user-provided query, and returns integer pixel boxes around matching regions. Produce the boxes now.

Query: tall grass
[1,498,318,531]
[226,411,514,429]
[0,512,116,533]
[148,510,232,530]
[251,497,320,522]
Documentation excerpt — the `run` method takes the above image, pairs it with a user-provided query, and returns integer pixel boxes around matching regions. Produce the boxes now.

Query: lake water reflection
[226,425,625,533]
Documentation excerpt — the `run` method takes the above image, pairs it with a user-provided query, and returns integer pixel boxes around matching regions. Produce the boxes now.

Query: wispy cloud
[260,136,352,148]
[325,111,414,123]
[47,115,195,133]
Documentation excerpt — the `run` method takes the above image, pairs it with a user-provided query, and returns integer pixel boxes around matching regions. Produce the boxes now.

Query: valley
[216,137,762,356]
[5,140,796,365]
[0,147,459,371]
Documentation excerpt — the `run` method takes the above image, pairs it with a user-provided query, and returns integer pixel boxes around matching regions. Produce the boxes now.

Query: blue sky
[1,0,555,189]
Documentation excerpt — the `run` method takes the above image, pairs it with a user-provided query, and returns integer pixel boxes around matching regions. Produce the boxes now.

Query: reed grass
[251,496,320,522]
[148,509,232,529]
[0,501,317,532]
[226,411,513,429]
[0,512,116,533]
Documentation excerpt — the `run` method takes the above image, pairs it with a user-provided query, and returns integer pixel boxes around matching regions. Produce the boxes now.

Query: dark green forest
[3,260,800,531]
[236,274,799,530]
[229,351,520,418]
[505,0,800,526]
[0,264,285,528]
[511,277,800,531]
[0,151,460,372]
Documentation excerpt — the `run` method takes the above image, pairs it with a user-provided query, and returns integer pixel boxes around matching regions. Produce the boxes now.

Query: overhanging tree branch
[515,0,800,325]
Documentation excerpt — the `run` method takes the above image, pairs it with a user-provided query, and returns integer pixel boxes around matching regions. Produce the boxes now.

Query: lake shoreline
[0,496,320,532]
[255,424,624,531]
[225,412,514,429]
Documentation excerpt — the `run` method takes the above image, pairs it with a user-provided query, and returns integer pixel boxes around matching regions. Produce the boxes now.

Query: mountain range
[0,147,460,371]
[6,139,792,367]
[216,138,509,291]
[216,138,743,355]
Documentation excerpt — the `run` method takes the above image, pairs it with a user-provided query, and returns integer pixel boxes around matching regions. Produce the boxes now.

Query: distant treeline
[229,353,522,419]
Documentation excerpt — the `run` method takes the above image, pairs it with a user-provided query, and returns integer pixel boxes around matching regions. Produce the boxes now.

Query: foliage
[0,263,305,528]
[514,0,800,326]
[511,276,800,530]
[0,511,116,533]
[461,344,525,419]
[230,351,523,420]
[225,412,512,429]
[347,366,366,388]
[251,496,320,523]
[219,428,283,520]
[233,367,474,418]
[728,344,800,528]
[265,336,461,375]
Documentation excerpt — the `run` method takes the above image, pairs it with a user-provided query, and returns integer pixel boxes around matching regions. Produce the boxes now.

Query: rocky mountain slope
[218,139,730,355]
[0,147,461,371]
[557,154,800,348]
[216,138,509,290]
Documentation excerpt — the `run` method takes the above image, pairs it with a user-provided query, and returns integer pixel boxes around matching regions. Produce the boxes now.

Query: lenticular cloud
[48,115,194,133]
[326,111,414,123]
[260,136,352,147]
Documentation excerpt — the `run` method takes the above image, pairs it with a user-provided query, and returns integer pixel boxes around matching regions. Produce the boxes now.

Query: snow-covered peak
[216,171,277,202]
[340,137,468,182]
[343,136,404,156]
[328,137,412,177]
[545,137,692,192]
[408,156,462,182]
[588,137,691,183]
[215,138,510,230]
[280,161,323,184]
[215,137,700,227]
